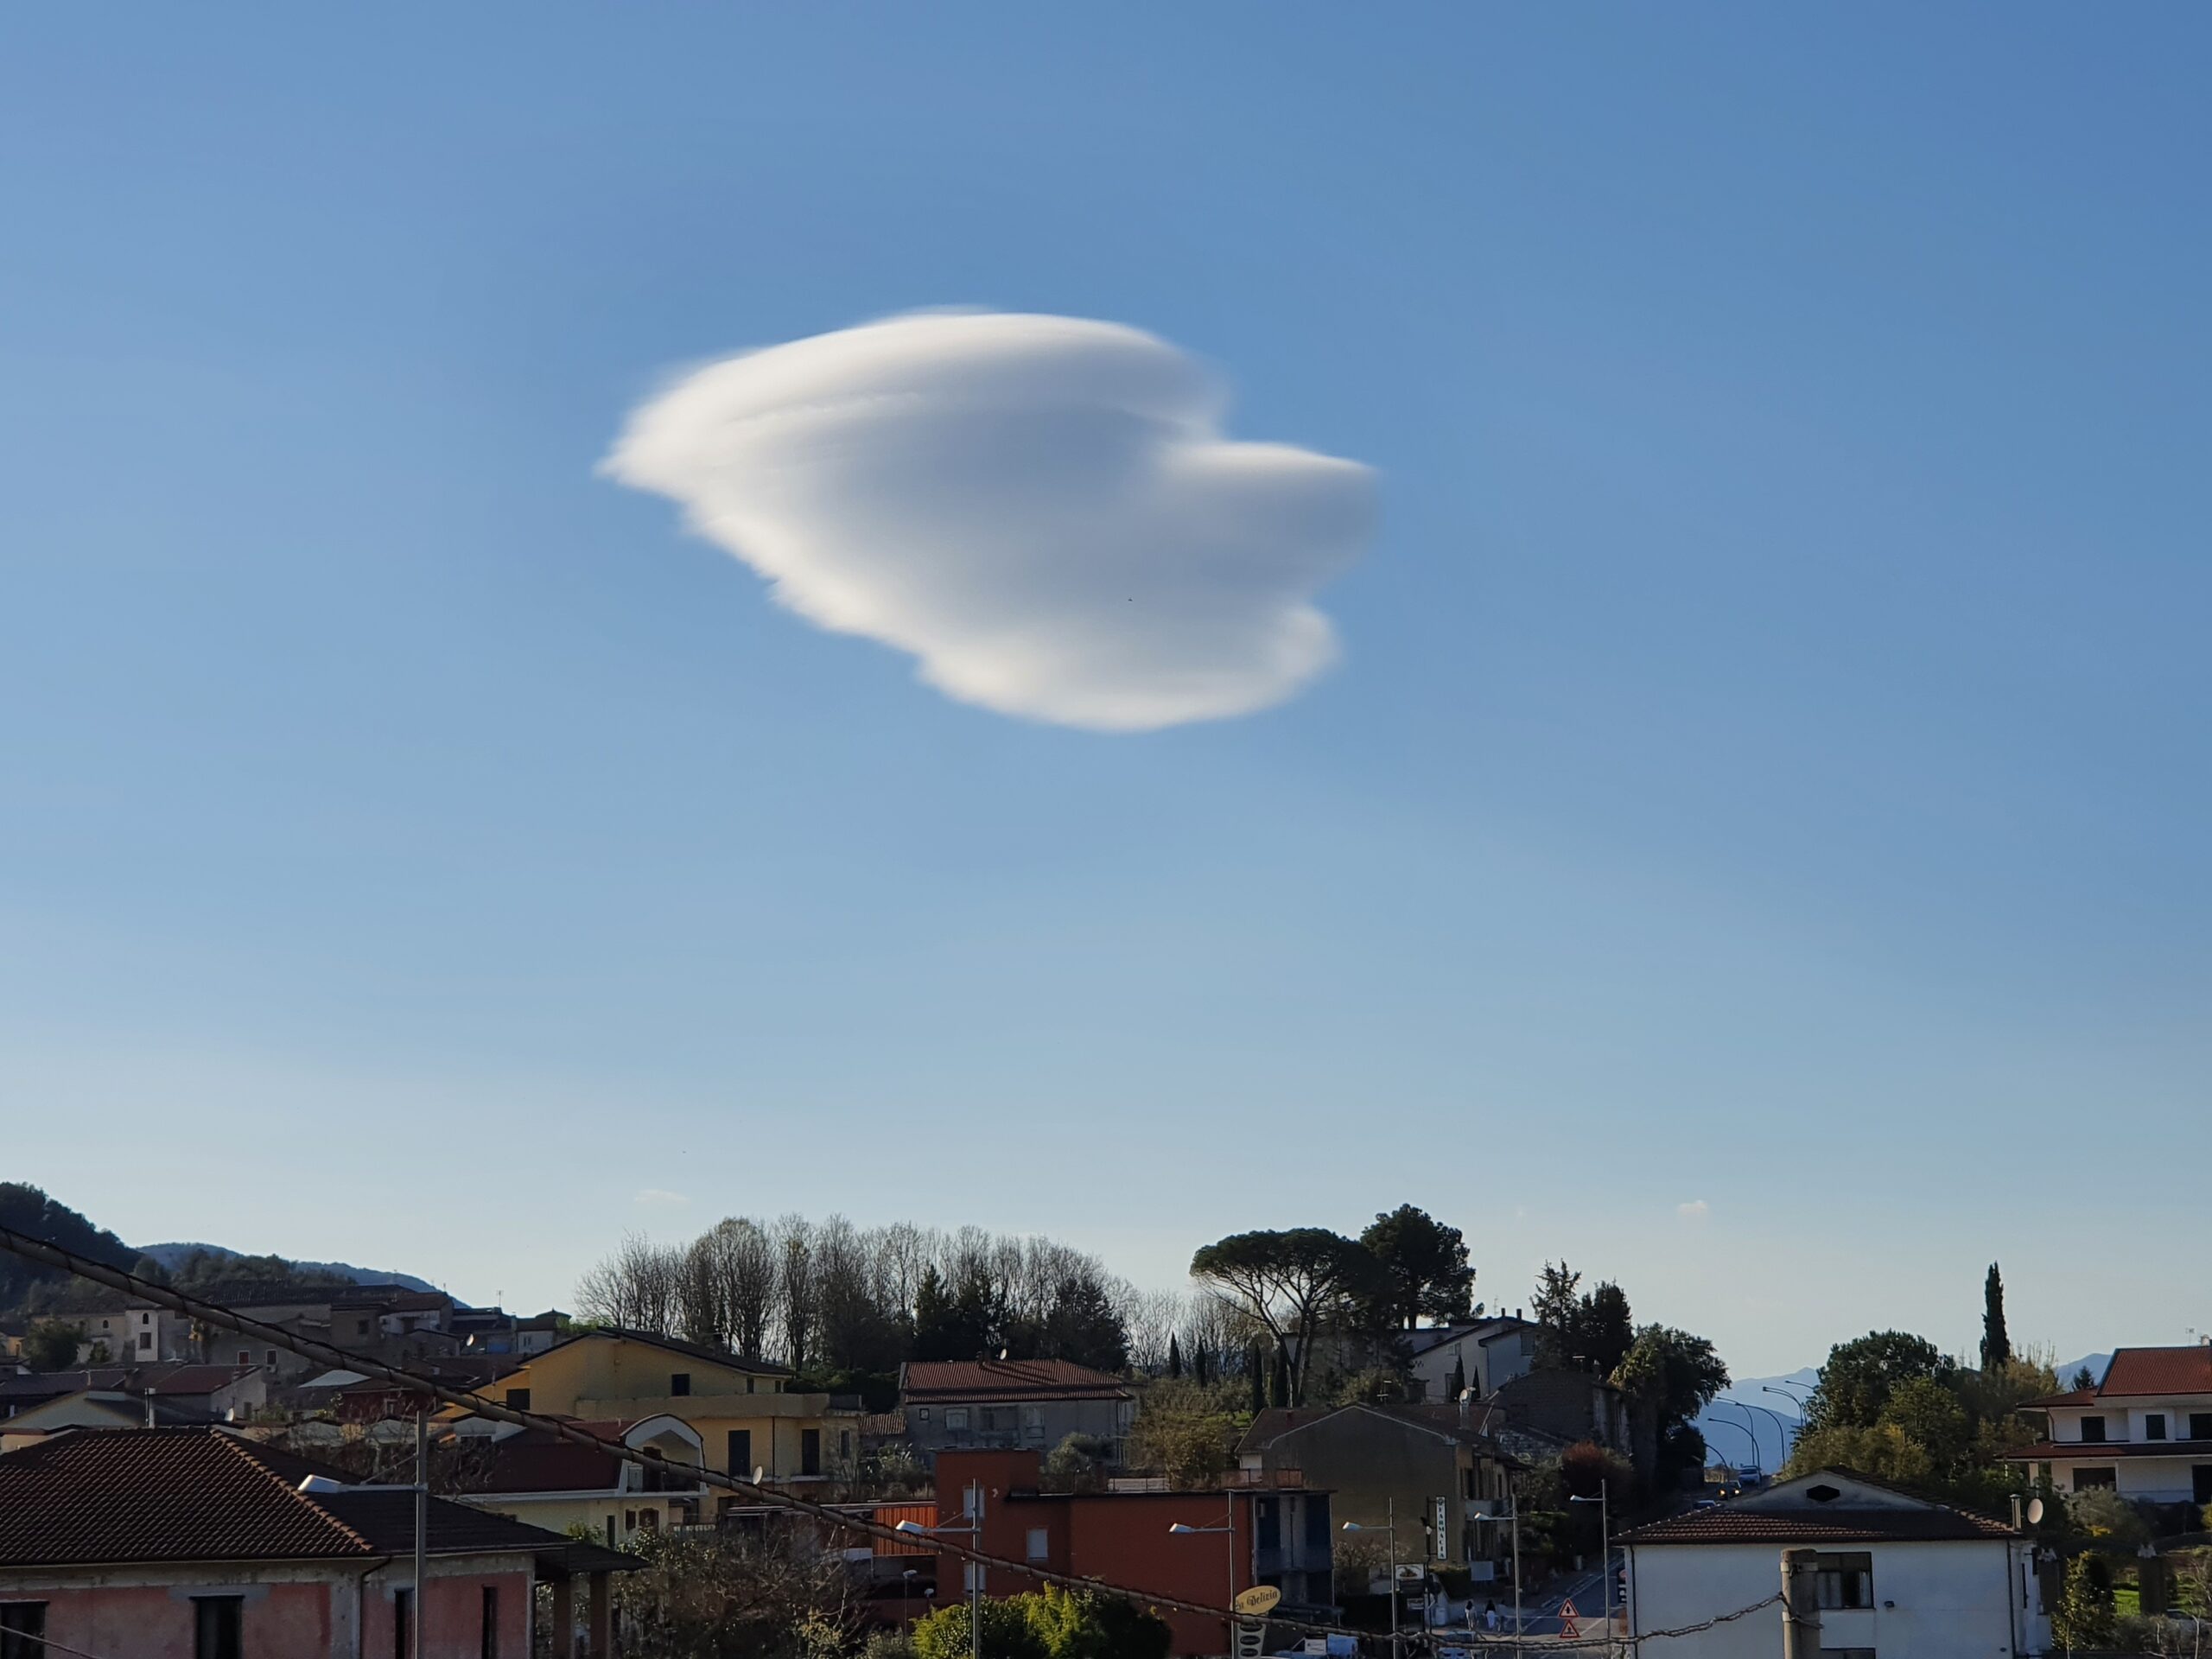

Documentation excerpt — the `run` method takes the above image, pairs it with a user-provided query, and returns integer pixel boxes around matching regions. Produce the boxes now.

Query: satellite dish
[1234,1587,1282,1617]
[753,1465,767,1484]
[2026,1498,2045,1526]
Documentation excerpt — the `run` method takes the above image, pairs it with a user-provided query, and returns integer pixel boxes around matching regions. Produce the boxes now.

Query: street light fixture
[898,1486,985,1659]
[1569,1485,1612,1655]
[1168,1518,1238,1655]
[1343,1498,1412,1659]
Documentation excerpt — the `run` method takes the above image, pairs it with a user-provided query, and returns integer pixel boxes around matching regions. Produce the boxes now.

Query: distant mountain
[2056,1353,2111,1387]
[137,1243,437,1296]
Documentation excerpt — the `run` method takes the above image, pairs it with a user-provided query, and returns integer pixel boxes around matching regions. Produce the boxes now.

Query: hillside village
[1,1183,2206,1659]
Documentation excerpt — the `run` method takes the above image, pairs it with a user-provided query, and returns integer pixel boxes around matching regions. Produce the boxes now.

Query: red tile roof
[1620,1505,2016,1546]
[0,1427,591,1568]
[2094,1348,2212,1398]
[901,1359,1131,1402]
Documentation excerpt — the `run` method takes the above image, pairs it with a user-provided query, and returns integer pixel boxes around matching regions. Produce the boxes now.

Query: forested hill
[0,1184,434,1320]
[0,1182,149,1316]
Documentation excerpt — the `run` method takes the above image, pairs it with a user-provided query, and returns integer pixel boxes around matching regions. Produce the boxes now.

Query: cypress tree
[1981,1262,2012,1373]
[1166,1333,1183,1380]
[1249,1345,1267,1414]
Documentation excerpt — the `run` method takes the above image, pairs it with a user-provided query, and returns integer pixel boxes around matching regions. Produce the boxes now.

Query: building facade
[2010,1344,2212,1506]
[448,1328,861,1493]
[1237,1403,1515,1582]
[0,1427,635,1659]
[930,1448,1333,1656]
[899,1359,1135,1463]
[1620,1468,2043,1659]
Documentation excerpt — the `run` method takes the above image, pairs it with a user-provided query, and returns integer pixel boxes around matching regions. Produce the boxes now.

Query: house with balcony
[2008,1344,2212,1507]
[899,1359,1135,1465]
[442,1327,861,1500]
[1236,1402,1516,1583]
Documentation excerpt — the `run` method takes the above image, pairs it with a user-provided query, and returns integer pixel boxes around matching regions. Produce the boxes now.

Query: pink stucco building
[0,1427,635,1658]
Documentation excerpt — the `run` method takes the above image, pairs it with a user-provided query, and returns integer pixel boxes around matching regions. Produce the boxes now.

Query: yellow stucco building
[442,1328,862,1543]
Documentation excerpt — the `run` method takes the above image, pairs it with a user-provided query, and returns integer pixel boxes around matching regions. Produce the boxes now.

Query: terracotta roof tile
[0,1427,585,1568]
[2095,1348,2212,1398]
[1621,1500,2016,1546]
[900,1359,1130,1402]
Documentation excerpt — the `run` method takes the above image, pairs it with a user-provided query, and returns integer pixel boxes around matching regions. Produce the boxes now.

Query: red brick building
[927,1450,1334,1656]
[0,1427,635,1658]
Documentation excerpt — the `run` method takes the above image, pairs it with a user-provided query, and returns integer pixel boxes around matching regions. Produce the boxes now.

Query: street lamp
[898,1483,984,1659]
[1343,1497,1411,1659]
[1168,1516,1238,1656]
[1708,1401,1765,1475]
[1569,1486,1611,1655]
[1465,1491,1522,1647]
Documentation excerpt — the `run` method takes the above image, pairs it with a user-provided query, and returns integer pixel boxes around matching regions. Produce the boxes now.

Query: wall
[931,1451,1279,1658]
[0,1553,536,1659]
[1626,1539,2035,1659]
[906,1395,1134,1459]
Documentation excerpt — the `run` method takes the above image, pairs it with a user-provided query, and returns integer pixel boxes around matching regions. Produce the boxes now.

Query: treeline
[575,1217,1147,1381]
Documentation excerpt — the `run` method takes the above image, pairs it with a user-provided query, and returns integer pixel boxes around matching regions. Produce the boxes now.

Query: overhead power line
[0,1222,1781,1653]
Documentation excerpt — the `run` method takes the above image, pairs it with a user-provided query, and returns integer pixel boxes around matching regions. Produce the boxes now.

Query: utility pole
[413,1406,429,1659]
[968,1480,983,1659]
[1780,1548,1821,1659]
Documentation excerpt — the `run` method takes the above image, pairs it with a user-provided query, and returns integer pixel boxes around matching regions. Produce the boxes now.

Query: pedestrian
[1483,1600,1499,1634]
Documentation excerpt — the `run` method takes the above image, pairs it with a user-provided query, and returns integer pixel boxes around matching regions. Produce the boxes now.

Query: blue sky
[3,6,2205,1375]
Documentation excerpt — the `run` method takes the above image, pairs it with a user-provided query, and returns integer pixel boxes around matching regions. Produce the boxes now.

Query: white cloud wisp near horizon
[602,312,1375,731]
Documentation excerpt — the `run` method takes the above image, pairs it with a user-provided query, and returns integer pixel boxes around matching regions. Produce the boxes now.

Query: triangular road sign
[1556,1598,1580,1640]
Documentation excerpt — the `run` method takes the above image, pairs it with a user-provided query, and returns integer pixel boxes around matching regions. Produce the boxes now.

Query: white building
[2010,1344,2212,1506]
[1621,1468,2044,1659]
[1405,1316,1538,1403]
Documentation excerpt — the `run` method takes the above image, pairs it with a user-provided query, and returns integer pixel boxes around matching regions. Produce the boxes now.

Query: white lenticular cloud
[601,311,1374,730]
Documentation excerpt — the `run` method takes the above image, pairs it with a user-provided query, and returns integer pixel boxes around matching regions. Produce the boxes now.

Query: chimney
[143,1389,156,1428]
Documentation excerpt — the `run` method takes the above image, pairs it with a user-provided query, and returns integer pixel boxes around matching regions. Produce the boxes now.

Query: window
[2146,1414,2169,1441]
[1305,1496,1332,1548]
[728,1430,752,1475]
[670,1373,690,1396]
[802,1428,822,1477]
[480,1586,499,1659]
[1255,1497,1281,1549]
[196,1596,244,1659]
[945,1408,969,1431]
[918,1408,931,1423]
[1,1605,48,1659]
[139,1332,154,1352]
[265,1351,278,1367]
[505,1388,531,1412]
[2192,1414,2212,1443]
[840,1430,853,1461]
[1813,1553,1873,1611]
[2073,1467,2118,1491]
[1027,1528,1051,1563]
[2080,1415,2107,1443]
[391,1590,411,1659]
[2195,1466,2212,1507]
[236,1350,251,1366]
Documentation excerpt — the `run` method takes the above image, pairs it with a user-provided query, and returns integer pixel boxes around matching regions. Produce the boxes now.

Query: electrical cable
[0,1223,1785,1653]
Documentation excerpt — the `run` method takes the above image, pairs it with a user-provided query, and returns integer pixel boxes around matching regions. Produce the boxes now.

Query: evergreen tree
[1980,1263,2011,1373]
[1268,1351,1290,1408]
[1166,1333,1183,1380]
[1193,1344,1211,1387]
[1448,1355,1467,1400]
[1249,1345,1267,1414]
